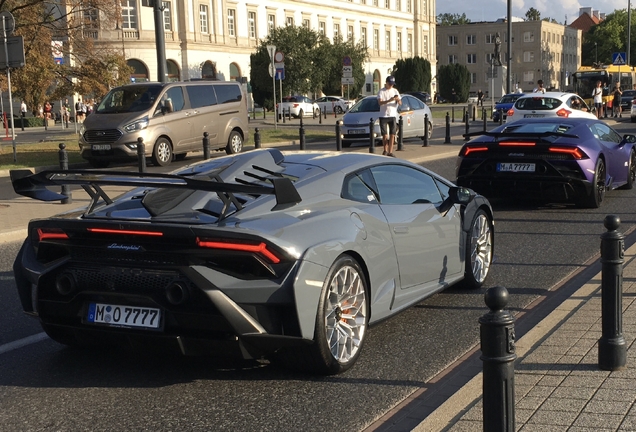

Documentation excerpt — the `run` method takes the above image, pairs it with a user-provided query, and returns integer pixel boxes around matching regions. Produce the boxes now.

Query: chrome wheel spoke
[470,214,492,283]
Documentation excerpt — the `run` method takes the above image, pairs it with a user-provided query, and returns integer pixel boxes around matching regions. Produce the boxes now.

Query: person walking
[593,80,604,119]
[377,75,401,157]
[477,89,484,107]
[534,79,546,93]
[612,83,623,118]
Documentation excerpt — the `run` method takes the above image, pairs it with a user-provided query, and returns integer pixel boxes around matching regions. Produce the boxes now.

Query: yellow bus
[572,65,636,112]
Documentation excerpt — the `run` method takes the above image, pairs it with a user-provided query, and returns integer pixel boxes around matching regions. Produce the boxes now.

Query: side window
[370,164,444,205]
[342,172,377,203]
[593,123,621,143]
[399,95,411,112]
[159,86,185,114]
[214,84,242,104]
[186,85,217,108]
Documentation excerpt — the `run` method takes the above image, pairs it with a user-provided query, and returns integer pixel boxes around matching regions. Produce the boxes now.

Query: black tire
[175,153,187,161]
[341,140,352,148]
[275,255,368,375]
[225,130,243,154]
[426,121,433,140]
[88,159,110,168]
[151,137,173,166]
[335,106,343,114]
[619,150,636,190]
[579,158,606,208]
[314,108,321,117]
[463,209,493,289]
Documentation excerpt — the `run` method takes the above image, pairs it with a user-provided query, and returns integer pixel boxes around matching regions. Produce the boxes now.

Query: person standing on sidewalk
[377,76,401,157]
[593,80,604,119]
[612,83,623,118]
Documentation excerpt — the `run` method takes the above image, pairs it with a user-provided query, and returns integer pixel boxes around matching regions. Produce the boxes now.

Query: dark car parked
[619,89,636,112]
[405,91,432,105]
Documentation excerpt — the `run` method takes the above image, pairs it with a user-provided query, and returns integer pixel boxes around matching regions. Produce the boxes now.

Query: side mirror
[438,186,476,213]
[622,134,636,144]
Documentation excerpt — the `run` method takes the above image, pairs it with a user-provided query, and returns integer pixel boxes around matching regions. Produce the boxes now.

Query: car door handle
[393,226,409,234]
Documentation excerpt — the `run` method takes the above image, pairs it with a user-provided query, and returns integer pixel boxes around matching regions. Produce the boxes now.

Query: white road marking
[0,332,48,355]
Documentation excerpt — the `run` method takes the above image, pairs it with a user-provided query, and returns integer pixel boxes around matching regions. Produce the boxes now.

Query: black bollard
[58,143,72,204]
[299,116,306,150]
[202,132,210,160]
[21,116,25,132]
[335,121,342,151]
[324,106,327,119]
[368,118,375,153]
[598,215,627,371]
[473,105,476,122]
[282,108,286,124]
[313,107,316,119]
[444,112,451,144]
[452,106,455,123]
[462,106,466,123]
[422,114,429,147]
[254,127,261,149]
[480,286,516,432]
[499,110,503,125]
[287,107,291,121]
[397,115,404,151]
[263,107,266,119]
[482,107,486,121]
[136,137,146,173]
[464,111,470,140]
[319,108,323,124]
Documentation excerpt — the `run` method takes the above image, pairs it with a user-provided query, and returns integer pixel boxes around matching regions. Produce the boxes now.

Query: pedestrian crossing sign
[613,52,627,66]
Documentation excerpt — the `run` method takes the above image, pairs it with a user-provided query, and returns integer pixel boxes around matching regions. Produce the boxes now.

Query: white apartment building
[79,0,437,96]
[436,19,581,96]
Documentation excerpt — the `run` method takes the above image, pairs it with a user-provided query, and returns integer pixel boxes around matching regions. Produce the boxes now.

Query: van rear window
[214,84,243,104]
[187,85,217,108]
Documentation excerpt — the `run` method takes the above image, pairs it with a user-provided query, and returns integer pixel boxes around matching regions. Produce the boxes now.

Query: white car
[313,96,353,114]
[505,92,597,123]
[277,95,320,118]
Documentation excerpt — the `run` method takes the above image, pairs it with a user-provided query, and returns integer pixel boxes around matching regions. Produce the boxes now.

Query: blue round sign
[343,56,352,66]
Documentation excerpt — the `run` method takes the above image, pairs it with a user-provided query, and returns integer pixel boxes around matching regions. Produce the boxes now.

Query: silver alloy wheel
[228,131,243,153]
[470,213,493,283]
[324,265,367,363]
[155,140,171,165]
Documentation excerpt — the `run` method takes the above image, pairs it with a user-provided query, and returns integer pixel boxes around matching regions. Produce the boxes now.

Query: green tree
[583,9,629,66]
[392,57,432,93]
[436,13,471,26]
[436,64,471,102]
[315,37,367,97]
[525,7,541,21]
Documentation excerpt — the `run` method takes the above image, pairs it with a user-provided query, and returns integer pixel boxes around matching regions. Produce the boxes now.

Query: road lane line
[0,332,48,355]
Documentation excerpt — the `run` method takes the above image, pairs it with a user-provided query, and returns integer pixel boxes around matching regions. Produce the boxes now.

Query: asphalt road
[1,121,636,431]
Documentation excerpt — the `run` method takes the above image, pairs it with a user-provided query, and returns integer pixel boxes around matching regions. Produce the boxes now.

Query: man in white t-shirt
[377,76,401,156]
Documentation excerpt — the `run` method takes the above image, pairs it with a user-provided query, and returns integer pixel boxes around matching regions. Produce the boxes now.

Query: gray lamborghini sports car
[11,149,494,375]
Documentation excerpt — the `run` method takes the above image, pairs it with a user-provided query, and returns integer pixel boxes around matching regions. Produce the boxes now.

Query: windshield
[97,85,164,114]
[573,71,610,99]
[498,95,521,104]
[348,97,380,113]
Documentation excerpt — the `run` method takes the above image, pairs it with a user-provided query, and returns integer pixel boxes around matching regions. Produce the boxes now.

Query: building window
[361,27,367,46]
[467,54,476,64]
[397,32,402,52]
[319,21,325,35]
[303,19,310,28]
[466,34,476,45]
[396,0,401,11]
[268,14,275,34]
[422,34,428,56]
[523,71,534,82]
[407,33,412,52]
[248,12,256,38]
[348,25,353,40]
[523,51,534,62]
[448,35,457,46]
[121,0,137,29]
[373,29,379,50]
[227,9,235,37]
[162,2,171,31]
[83,7,99,29]
[485,33,496,44]
[199,5,209,34]
[385,31,390,51]
[471,73,477,84]
[334,23,340,39]
[286,17,294,26]
[448,55,457,64]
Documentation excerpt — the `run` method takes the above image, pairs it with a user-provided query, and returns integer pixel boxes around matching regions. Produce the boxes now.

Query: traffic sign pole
[267,45,277,129]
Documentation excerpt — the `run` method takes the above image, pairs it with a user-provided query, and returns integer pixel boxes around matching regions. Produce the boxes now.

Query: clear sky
[436,0,630,24]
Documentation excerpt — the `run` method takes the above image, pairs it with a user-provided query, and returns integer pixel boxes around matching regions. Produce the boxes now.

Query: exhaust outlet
[166,281,190,305]
[55,272,77,296]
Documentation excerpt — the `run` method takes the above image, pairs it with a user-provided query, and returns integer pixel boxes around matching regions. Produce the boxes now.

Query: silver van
[79,81,249,167]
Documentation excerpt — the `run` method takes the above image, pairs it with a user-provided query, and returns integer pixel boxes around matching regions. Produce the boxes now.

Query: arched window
[167,60,180,82]
[373,69,381,94]
[230,62,241,81]
[127,59,149,82]
[202,61,216,79]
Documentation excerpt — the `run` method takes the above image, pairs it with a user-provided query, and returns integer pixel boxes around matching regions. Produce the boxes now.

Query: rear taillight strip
[463,146,489,156]
[196,238,281,264]
[37,228,69,241]
[87,228,164,236]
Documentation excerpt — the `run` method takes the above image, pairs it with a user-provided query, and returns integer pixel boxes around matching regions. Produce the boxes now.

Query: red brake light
[37,228,68,241]
[196,238,281,264]
[556,108,571,117]
[462,146,489,156]
[499,142,536,146]
[87,228,163,236]
[549,146,586,159]
[506,108,514,117]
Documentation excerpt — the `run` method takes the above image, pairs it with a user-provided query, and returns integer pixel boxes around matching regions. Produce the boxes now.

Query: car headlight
[79,125,85,136]
[123,116,149,133]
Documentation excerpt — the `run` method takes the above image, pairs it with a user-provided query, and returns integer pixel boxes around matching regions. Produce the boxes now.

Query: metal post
[153,1,167,82]
[368,118,375,153]
[299,116,306,150]
[422,114,429,147]
[267,45,277,130]
[598,215,627,371]
[452,106,455,123]
[335,121,342,151]
[2,16,16,162]
[202,132,210,160]
[397,115,404,151]
[464,111,470,140]
[254,127,261,149]
[313,106,316,119]
[480,286,516,432]
[58,143,71,204]
[136,137,146,173]
[483,111,488,132]
[473,105,476,122]
[324,106,327,119]
[282,107,286,124]
[263,107,266,120]
[287,107,291,121]
[319,108,322,124]
[462,106,466,123]
[499,110,503,125]
[444,112,451,144]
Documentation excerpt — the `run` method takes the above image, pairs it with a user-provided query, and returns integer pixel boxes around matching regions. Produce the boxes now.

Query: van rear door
[185,84,219,147]
[157,85,193,151]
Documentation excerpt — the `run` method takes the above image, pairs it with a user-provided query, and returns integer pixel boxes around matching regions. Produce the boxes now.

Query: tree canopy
[582,9,631,66]
[392,57,432,93]
[525,8,541,21]
[437,64,471,102]
[437,13,471,26]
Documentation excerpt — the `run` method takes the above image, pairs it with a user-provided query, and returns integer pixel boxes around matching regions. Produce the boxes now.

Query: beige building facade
[77,0,437,96]
[435,19,581,97]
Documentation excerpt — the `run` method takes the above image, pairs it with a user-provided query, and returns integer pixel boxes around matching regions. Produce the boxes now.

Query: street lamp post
[628,1,631,66]
[595,42,598,65]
